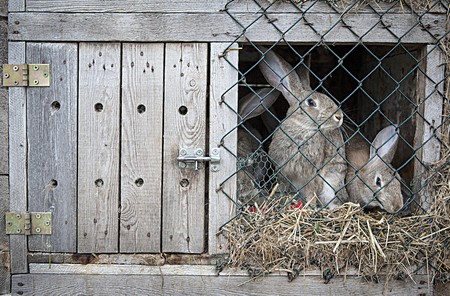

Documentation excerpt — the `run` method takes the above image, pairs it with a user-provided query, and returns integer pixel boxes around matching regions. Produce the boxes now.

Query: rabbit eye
[376,176,382,187]
[306,98,316,107]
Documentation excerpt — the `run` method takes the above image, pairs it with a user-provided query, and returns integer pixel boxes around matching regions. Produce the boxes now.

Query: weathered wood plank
[8,0,25,12]
[162,43,208,253]
[209,43,239,255]
[26,43,77,252]
[12,272,433,295]
[414,45,444,211]
[78,43,120,253]
[8,41,27,274]
[24,0,447,13]
[0,79,7,174]
[27,253,223,266]
[120,43,164,253]
[8,12,445,44]
[26,263,432,278]
[0,176,10,294]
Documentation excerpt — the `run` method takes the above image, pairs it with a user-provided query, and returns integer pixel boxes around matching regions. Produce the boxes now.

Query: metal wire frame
[216,0,448,226]
[216,0,449,280]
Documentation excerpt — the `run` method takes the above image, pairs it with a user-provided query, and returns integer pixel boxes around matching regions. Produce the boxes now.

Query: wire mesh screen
[217,0,449,283]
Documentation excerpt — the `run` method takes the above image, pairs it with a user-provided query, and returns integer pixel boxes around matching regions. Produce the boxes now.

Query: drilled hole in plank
[94,103,103,112]
[178,105,188,115]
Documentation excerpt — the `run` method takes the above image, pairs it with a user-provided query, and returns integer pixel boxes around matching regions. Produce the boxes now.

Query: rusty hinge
[5,212,52,235]
[2,64,50,87]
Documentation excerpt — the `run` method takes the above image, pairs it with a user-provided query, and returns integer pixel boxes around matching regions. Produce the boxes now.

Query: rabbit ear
[260,106,279,135]
[258,48,306,106]
[238,88,280,121]
[370,125,399,163]
[296,54,312,92]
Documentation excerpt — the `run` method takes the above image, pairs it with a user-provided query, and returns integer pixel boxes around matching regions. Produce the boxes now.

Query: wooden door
[14,42,239,257]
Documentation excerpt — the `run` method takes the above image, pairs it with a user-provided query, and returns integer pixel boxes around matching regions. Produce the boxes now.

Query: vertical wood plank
[209,43,238,254]
[78,43,120,253]
[27,43,78,252]
[0,176,10,293]
[8,0,25,12]
[162,43,207,253]
[414,45,444,211]
[120,43,164,253]
[8,41,27,273]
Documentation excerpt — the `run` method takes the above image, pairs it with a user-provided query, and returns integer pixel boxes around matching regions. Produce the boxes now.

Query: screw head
[33,80,39,85]
[180,149,187,156]
[4,73,10,79]
[196,149,203,156]
[212,148,219,155]
[35,213,41,219]
[179,162,187,169]
[35,228,41,233]
[211,165,219,172]
[13,65,19,71]
[33,65,39,71]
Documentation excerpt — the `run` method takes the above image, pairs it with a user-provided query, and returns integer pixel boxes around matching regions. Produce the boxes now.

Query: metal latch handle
[177,148,220,171]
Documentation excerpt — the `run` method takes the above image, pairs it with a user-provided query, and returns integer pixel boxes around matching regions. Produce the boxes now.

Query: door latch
[177,148,220,171]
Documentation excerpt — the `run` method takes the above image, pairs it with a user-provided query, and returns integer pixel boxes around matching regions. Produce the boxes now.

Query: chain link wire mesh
[217,0,449,283]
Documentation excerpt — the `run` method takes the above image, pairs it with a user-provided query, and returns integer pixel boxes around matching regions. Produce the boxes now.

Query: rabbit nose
[333,114,342,122]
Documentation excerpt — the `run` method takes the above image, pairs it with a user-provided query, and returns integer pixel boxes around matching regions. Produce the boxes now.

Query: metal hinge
[2,64,50,87]
[5,212,52,235]
[177,148,221,171]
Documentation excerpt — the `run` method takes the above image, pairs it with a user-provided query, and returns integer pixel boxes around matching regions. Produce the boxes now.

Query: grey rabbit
[258,47,348,208]
[346,125,403,213]
[237,88,280,205]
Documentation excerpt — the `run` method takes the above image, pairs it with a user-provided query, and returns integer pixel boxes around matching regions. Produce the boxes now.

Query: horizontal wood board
[24,0,449,13]
[12,271,434,295]
[8,12,445,44]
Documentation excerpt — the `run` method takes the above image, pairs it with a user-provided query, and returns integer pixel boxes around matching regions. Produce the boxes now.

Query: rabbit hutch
[2,0,449,295]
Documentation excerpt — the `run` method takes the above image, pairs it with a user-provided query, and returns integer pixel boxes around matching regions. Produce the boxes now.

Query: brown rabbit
[346,125,403,213]
[258,47,348,207]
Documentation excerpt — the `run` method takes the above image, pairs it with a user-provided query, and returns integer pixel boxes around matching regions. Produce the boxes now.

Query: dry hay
[223,194,449,283]
[223,20,450,285]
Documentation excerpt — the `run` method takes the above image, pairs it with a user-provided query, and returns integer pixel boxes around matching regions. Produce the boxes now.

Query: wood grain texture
[162,43,207,253]
[209,43,238,255]
[0,176,10,294]
[26,43,78,252]
[0,83,7,174]
[12,273,433,295]
[78,43,120,253]
[8,0,24,12]
[24,0,448,13]
[8,12,445,44]
[8,41,27,274]
[414,45,444,211]
[120,43,164,253]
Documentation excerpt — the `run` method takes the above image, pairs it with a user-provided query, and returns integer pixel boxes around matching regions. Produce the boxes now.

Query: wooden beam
[8,12,445,44]
[24,0,448,14]
[414,45,445,211]
[8,41,27,274]
[12,271,434,295]
[209,43,238,255]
